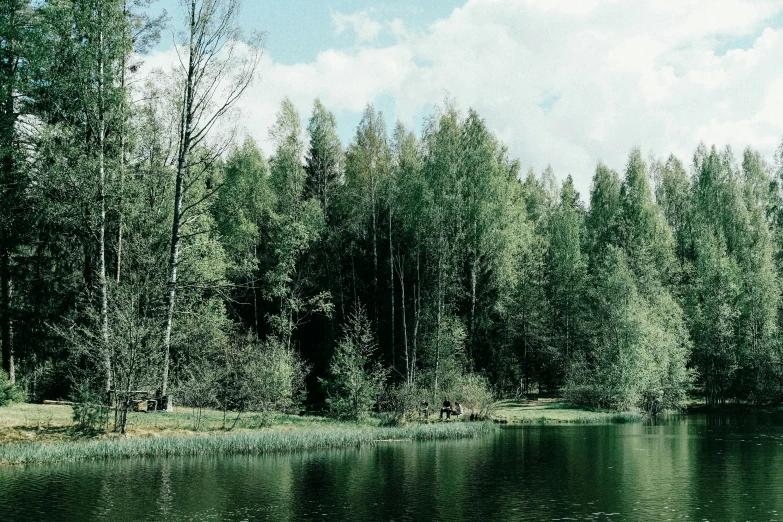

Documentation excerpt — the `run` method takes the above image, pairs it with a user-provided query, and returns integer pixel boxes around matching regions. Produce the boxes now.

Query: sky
[144,0,783,197]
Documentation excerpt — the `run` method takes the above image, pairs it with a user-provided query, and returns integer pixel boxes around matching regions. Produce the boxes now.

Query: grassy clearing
[492,399,643,424]
[0,420,495,465]
[0,403,371,444]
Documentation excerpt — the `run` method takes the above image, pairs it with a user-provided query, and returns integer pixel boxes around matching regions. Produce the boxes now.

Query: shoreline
[492,399,645,425]
[6,398,770,466]
[0,420,495,466]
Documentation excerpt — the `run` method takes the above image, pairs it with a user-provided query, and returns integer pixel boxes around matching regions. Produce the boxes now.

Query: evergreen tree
[304,99,342,215]
[320,306,388,419]
[546,176,586,387]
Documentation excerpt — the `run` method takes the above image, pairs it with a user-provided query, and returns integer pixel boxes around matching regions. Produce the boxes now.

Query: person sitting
[452,402,463,417]
[420,401,430,419]
[440,398,452,419]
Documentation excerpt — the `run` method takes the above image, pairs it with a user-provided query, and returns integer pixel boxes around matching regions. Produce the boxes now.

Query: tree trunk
[522,310,528,394]
[115,10,127,284]
[1,251,14,383]
[115,0,129,284]
[433,232,443,401]
[412,251,420,385]
[0,0,20,385]
[351,252,358,309]
[97,8,111,394]
[162,1,197,397]
[252,282,259,338]
[371,163,378,334]
[338,247,345,323]
[469,246,477,364]
[396,254,409,384]
[389,209,394,377]
[252,245,259,338]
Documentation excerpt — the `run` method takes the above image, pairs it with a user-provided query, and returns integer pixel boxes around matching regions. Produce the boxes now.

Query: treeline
[3,0,783,420]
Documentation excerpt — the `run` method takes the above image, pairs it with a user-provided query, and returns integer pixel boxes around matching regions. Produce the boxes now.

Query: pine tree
[546,176,586,387]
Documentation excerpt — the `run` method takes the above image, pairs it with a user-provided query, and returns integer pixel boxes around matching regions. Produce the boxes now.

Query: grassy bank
[0,403,495,465]
[492,399,644,424]
[0,421,494,466]
[0,403,388,443]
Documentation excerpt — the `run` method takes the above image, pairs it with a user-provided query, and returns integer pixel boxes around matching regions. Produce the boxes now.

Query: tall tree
[213,137,272,336]
[264,98,330,351]
[0,0,38,383]
[344,106,390,335]
[546,176,586,385]
[304,99,342,216]
[390,122,423,384]
[161,0,262,396]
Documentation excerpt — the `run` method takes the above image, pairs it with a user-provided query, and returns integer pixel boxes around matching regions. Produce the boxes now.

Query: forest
[3,0,783,425]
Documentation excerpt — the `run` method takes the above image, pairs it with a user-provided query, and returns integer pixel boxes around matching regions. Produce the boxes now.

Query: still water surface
[2,414,783,521]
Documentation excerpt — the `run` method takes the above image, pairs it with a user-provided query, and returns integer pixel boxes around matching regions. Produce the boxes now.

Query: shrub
[0,370,23,406]
[248,337,310,413]
[176,364,219,430]
[320,306,389,420]
[435,371,496,420]
[379,382,430,424]
[70,384,109,433]
[457,373,496,419]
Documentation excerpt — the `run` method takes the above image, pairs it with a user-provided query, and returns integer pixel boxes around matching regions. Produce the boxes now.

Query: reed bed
[0,421,495,466]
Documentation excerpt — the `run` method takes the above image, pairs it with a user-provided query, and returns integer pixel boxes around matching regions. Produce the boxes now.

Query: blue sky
[151,1,461,63]
[148,1,462,147]
[144,0,783,196]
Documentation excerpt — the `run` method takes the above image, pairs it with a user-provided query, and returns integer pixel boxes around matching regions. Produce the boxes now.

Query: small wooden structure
[132,399,159,412]
[108,390,173,412]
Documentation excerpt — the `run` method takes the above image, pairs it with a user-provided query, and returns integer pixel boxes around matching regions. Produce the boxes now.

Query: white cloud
[331,10,382,43]
[141,0,783,197]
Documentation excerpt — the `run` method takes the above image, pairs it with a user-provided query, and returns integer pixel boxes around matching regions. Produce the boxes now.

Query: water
[2,414,783,521]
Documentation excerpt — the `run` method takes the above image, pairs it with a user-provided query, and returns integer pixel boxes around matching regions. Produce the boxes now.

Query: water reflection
[2,414,783,520]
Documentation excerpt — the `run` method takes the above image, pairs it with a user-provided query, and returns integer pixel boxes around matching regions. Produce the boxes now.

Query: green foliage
[263,99,332,347]
[379,382,429,425]
[567,283,691,412]
[0,370,23,406]
[562,150,693,413]
[70,384,109,433]
[177,331,310,431]
[6,6,783,418]
[546,176,587,383]
[320,306,389,419]
[214,138,272,281]
[242,337,310,413]
[0,421,496,466]
[439,372,496,420]
[305,99,342,213]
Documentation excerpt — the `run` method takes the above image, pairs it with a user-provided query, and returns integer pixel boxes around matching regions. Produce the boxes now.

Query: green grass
[0,421,495,465]
[492,399,643,424]
[0,403,388,444]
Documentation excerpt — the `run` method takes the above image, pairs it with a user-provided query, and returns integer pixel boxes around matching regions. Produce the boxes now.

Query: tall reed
[0,422,495,465]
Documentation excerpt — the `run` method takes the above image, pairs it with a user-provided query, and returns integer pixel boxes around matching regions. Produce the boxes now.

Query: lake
[2,414,783,520]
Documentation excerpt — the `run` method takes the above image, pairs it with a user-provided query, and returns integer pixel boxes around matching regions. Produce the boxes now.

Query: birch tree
[161,0,262,396]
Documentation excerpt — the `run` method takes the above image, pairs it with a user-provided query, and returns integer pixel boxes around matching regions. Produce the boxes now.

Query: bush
[70,384,109,433]
[320,306,389,420]
[379,382,430,424]
[176,331,310,430]
[0,370,23,406]
[457,373,496,419]
[436,371,496,420]
[176,364,219,430]
[248,338,310,413]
